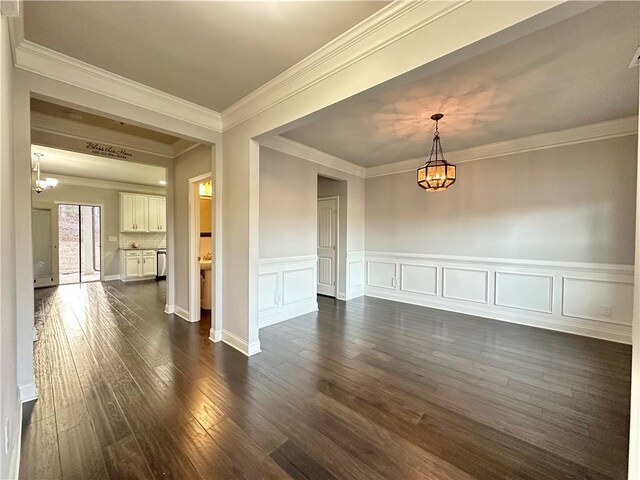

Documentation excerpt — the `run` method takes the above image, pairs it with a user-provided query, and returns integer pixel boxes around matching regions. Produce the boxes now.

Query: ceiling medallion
[417,113,456,192]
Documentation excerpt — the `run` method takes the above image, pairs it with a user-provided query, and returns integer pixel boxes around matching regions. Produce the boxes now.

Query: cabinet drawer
[125,250,142,257]
[143,250,156,256]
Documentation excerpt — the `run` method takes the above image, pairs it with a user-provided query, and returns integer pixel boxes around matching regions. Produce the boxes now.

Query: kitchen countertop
[119,247,166,251]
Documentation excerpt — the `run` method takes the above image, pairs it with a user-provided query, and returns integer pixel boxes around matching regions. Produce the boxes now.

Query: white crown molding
[221,1,463,131]
[365,116,639,178]
[14,40,223,133]
[260,135,366,178]
[31,112,177,158]
[40,172,166,194]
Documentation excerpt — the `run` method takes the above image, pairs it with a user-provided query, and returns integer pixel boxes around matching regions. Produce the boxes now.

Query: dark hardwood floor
[21,280,631,479]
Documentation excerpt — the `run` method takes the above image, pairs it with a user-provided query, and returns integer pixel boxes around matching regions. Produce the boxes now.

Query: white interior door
[32,207,58,288]
[317,197,338,297]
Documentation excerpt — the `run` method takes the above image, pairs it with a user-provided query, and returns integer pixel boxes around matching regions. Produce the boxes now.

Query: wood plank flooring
[21,280,631,479]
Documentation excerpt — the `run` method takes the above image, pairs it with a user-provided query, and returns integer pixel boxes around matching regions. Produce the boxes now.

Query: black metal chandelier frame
[417,113,456,192]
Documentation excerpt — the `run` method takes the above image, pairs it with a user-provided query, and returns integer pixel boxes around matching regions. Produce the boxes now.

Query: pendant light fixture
[31,152,58,194]
[417,113,456,192]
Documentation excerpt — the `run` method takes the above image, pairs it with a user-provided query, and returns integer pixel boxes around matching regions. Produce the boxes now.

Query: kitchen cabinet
[120,193,165,232]
[148,196,166,232]
[120,193,148,232]
[120,250,157,281]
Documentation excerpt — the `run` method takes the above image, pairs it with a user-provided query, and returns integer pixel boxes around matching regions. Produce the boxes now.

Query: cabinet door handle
[137,259,140,264]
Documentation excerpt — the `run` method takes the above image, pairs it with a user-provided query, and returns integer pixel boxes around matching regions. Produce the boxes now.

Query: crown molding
[260,135,366,178]
[365,116,639,178]
[221,1,465,131]
[38,172,165,194]
[14,40,223,133]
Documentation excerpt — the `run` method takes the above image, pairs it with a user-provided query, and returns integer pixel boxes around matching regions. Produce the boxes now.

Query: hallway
[20,282,631,479]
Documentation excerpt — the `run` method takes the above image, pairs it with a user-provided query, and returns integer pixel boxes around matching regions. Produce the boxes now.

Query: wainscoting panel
[443,267,488,304]
[562,277,633,326]
[401,264,437,296]
[367,261,397,290]
[259,256,318,328]
[364,252,633,343]
[495,272,553,314]
[346,251,365,300]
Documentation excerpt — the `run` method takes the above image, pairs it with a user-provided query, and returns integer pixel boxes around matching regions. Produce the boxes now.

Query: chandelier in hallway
[31,152,58,194]
[417,113,456,192]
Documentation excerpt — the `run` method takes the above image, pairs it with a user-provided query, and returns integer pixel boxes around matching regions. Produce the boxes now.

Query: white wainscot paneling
[443,267,488,304]
[259,272,279,313]
[495,272,553,313]
[258,256,318,329]
[283,268,315,306]
[562,277,633,326]
[363,252,633,344]
[367,261,397,289]
[401,264,437,296]
[346,252,365,300]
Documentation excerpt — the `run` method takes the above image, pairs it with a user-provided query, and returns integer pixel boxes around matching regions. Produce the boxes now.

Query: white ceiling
[281,2,640,168]
[33,145,166,187]
[24,1,388,112]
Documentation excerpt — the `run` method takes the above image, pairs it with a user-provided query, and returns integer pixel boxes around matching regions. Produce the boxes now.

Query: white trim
[103,274,120,282]
[345,251,365,300]
[188,172,211,323]
[259,300,318,329]
[18,382,38,403]
[364,252,634,344]
[365,251,633,275]
[174,305,191,322]
[366,116,638,178]
[208,329,222,343]
[164,304,175,314]
[261,136,365,178]
[259,254,318,267]
[222,329,261,356]
[14,40,222,132]
[8,400,22,480]
[222,1,458,130]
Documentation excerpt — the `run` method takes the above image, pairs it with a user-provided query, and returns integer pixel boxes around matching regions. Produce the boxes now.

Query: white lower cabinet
[121,250,157,281]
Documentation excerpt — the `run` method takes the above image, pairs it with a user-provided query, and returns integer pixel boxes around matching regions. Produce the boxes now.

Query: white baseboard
[19,382,38,403]
[209,329,222,342]
[364,252,633,344]
[164,304,175,314]
[259,300,318,328]
[222,329,261,356]
[8,400,22,480]
[174,306,191,322]
[346,251,365,300]
[103,274,120,282]
[119,275,156,283]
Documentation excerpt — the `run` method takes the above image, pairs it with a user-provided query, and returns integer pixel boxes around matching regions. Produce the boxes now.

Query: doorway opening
[58,204,102,285]
[317,175,347,299]
[188,173,213,322]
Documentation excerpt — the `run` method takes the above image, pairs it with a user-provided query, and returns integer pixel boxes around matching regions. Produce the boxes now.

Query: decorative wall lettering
[85,142,133,160]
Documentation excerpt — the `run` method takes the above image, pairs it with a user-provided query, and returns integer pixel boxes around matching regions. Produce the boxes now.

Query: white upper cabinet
[148,196,166,232]
[120,193,164,232]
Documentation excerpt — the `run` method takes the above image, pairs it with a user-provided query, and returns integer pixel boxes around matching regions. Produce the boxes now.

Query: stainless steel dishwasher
[156,249,167,279]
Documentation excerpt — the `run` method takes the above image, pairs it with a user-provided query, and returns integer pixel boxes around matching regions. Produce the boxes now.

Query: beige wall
[365,135,637,265]
[0,15,18,480]
[259,146,365,262]
[173,144,211,311]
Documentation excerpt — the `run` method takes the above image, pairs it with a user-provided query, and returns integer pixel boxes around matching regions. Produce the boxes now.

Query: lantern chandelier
[417,113,456,192]
[31,152,58,194]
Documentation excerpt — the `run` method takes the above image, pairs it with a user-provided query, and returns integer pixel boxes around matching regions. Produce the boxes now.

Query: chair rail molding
[364,251,634,344]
